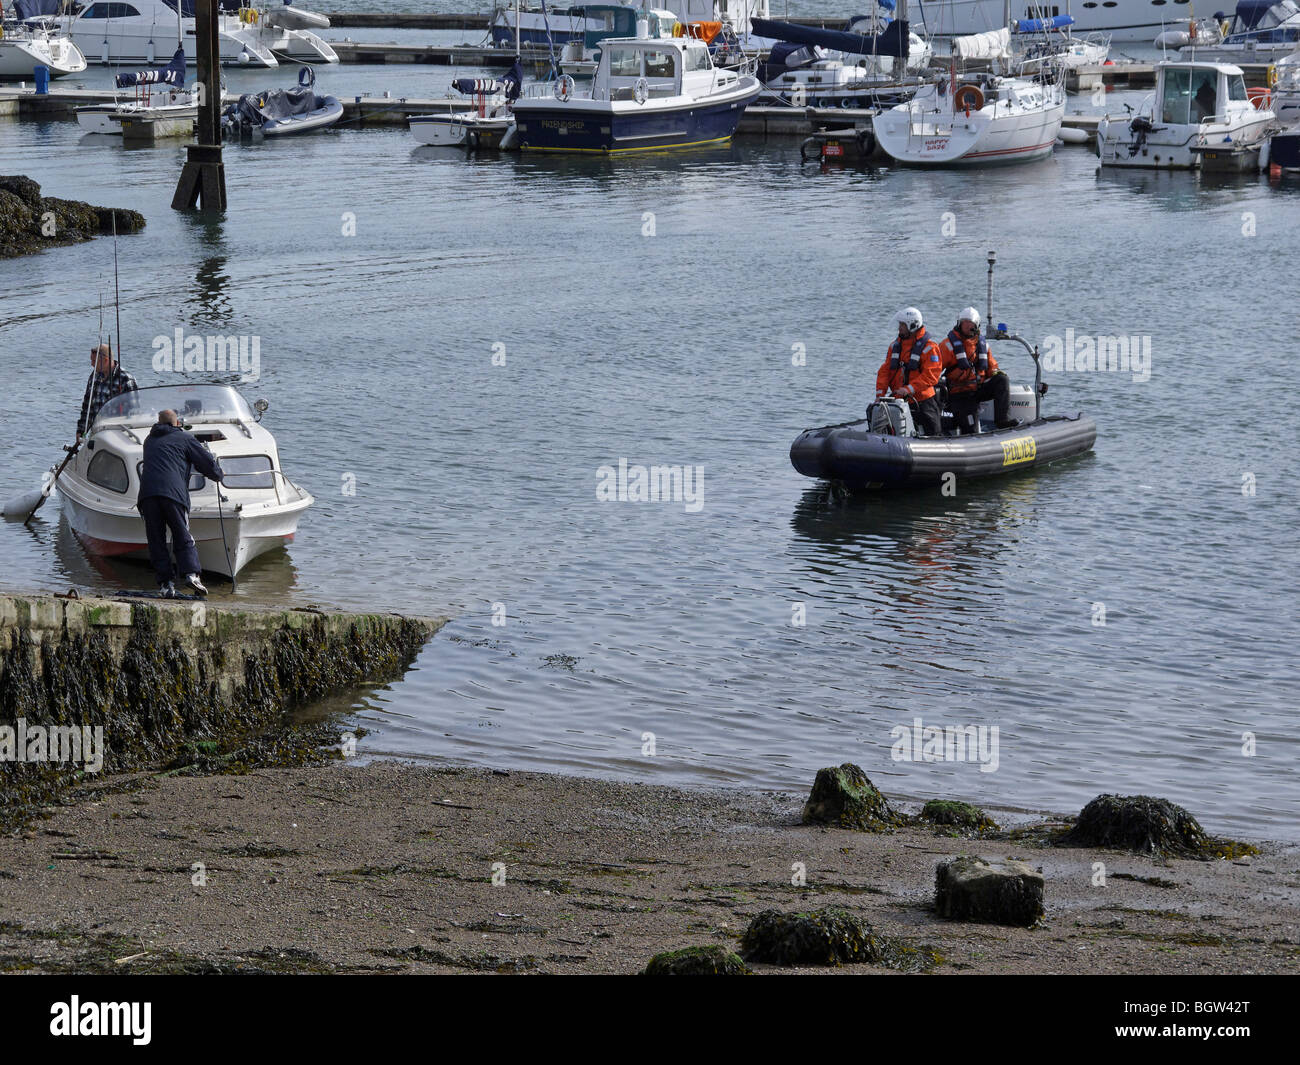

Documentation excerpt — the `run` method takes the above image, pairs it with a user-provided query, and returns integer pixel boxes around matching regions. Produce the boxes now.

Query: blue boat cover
[452,59,523,102]
[1230,0,1290,28]
[1013,15,1076,32]
[750,17,911,57]
[116,47,186,89]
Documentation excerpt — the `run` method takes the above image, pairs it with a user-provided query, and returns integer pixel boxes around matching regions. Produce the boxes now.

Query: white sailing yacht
[873,0,1066,165]
[0,1,88,78]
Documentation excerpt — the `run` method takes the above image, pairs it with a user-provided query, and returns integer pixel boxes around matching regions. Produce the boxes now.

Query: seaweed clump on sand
[739,907,936,971]
[801,763,899,832]
[0,175,144,259]
[1059,794,1258,860]
[921,799,999,835]
[642,946,750,975]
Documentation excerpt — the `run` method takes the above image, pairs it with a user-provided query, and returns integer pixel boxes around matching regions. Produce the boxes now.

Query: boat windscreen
[95,385,254,427]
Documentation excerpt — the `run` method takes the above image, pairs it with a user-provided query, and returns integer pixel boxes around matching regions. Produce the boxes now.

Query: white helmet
[958,306,981,329]
[896,306,923,333]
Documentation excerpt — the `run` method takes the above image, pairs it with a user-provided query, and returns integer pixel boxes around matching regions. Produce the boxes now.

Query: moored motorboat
[222,65,341,138]
[510,32,760,152]
[68,0,279,67]
[1097,59,1275,168]
[1172,1,1300,60]
[57,384,313,579]
[409,60,522,148]
[75,47,197,135]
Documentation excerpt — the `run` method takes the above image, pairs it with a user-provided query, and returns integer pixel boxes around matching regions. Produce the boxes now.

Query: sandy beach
[1,760,1296,975]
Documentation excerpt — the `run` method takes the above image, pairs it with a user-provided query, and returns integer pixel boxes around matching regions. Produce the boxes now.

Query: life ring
[634,76,648,105]
[1267,65,1279,89]
[554,74,574,102]
[954,84,984,114]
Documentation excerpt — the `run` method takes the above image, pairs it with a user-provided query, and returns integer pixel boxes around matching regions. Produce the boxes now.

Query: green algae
[1059,794,1259,861]
[643,945,751,975]
[921,799,999,835]
[801,763,899,832]
[739,906,938,970]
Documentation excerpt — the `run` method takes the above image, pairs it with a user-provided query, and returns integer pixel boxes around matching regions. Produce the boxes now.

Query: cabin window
[1163,67,1219,123]
[643,50,676,79]
[80,3,143,17]
[1081,2,1097,6]
[87,451,129,494]
[683,45,711,72]
[607,47,641,77]
[1227,74,1247,101]
[221,455,275,490]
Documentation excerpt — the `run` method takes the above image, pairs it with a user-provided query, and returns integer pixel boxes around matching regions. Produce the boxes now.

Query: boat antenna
[112,210,122,370]
[986,248,996,332]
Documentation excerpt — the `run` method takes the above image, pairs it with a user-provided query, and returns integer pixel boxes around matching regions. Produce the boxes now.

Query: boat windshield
[94,384,254,428]
[1162,67,1219,123]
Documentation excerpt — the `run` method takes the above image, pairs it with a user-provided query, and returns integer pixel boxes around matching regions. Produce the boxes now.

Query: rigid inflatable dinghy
[221,65,341,138]
[790,254,1097,490]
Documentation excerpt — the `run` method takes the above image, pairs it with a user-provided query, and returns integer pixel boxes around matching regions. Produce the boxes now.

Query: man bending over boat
[76,343,137,442]
[875,307,943,436]
[137,410,224,598]
[938,308,1020,435]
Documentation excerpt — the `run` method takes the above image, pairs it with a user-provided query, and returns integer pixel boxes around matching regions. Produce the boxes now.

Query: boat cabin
[1156,61,1251,125]
[591,36,723,101]
[576,4,677,49]
[1221,0,1300,44]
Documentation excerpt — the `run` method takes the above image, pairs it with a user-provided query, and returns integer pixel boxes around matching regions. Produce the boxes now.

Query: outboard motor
[868,397,916,437]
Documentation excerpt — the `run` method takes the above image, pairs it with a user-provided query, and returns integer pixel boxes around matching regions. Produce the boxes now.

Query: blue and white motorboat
[510,32,760,152]
[221,65,341,138]
[1262,46,1300,168]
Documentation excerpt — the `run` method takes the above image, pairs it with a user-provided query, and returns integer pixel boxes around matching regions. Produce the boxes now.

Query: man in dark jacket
[138,410,224,597]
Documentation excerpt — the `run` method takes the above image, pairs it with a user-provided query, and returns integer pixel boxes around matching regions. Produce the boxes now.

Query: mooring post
[171,0,226,212]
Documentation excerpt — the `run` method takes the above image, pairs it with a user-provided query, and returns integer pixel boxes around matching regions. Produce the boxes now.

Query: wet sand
[1,761,1297,974]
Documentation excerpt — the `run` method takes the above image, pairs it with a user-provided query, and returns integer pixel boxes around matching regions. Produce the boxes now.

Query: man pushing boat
[137,410,224,598]
[875,307,943,437]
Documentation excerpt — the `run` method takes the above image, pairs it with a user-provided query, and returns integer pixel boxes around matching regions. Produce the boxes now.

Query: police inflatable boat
[790,325,1096,490]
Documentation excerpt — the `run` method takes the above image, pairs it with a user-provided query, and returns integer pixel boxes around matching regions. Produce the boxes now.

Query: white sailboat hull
[0,33,88,78]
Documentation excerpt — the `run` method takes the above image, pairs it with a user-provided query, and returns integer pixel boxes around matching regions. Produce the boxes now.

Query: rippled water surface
[2,66,1297,838]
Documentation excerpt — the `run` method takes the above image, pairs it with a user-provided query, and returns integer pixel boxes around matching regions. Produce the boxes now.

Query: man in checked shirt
[76,343,138,442]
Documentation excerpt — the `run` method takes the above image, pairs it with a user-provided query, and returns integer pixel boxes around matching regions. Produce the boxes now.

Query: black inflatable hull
[790,414,1096,488]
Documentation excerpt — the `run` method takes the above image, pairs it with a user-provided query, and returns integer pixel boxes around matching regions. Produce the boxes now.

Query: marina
[1,0,1299,993]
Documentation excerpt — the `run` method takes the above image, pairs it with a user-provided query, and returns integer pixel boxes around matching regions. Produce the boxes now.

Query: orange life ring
[954,84,984,114]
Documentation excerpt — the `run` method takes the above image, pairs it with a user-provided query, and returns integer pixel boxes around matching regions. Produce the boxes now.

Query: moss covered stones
[642,946,750,975]
[801,763,898,832]
[934,856,1045,927]
[0,175,144,259]
[1060,794,1258,860]
[739,906,937,970]
[921,799,999,835]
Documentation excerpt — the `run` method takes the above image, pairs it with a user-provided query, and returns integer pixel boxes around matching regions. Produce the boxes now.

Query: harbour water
[1,49,1297,840]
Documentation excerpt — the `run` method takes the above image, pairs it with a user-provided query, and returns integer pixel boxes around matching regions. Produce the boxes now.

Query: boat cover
[1013,15,1075,32]
[116,48,186,89]
[952,27,1011,59]
[230,87,326,126]
[452,59,523,102]
[13,0,61,18]
[1230,0,1300,31]
[750,16,911,58]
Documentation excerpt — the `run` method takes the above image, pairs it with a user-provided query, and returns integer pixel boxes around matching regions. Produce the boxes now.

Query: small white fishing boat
[75,47,197,134]
[57,384,313,579]
[0,2,88,79]
[409,60,522,148]
[872,25,1066,166]
[222,65,341,137]
[1097,59,1275,168]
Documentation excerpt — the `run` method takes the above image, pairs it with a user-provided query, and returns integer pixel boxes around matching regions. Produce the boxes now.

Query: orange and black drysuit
[937,328,1014,433]
[875,328,943,436]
